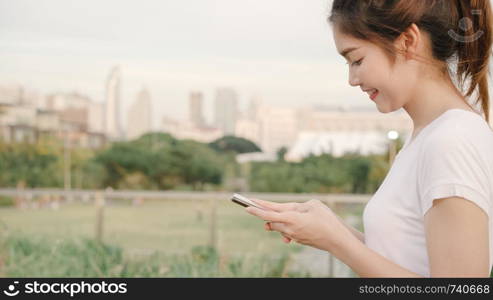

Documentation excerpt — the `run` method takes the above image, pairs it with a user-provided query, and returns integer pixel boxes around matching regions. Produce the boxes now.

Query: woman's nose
[348,69,361,87]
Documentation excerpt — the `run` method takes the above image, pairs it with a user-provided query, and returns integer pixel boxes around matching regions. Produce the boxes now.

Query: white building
[235,102,413,159]
[162,117,223,143]
[104,66,123,141]
[0,84,23,105]
[285,130,409,161]
[298,106,412,132]
[189,91,206,128]
[214,88,238,135]
[235,104,299,154]
[256,105,299,154]
[235,118,261,148]
[88,101,104,134]
[127,88,152,140]
[285,107,412,161]
[44,92,105,135]
[46,92,90,111]
[0,105,37,127]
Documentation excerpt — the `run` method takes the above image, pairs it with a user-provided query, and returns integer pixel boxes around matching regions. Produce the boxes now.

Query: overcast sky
[0,0,491,130]
[0,0,371,129]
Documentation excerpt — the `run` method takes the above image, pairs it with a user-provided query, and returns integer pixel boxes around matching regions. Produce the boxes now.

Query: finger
[281,233,292,243]
[264,222,272,231]
[269,221,290,235]
[250,198,300,212]
[245,207,285,222]
[306,199,324,209]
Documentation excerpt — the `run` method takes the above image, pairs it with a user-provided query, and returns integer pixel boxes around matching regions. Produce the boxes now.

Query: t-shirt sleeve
[417,131,491,217]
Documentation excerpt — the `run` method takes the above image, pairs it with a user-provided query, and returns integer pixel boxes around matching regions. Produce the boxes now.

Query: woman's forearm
[336,215,365,244]
[331,235,424,278]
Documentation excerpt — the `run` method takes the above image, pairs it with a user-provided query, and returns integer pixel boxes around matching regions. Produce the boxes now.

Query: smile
[369,89,379,101]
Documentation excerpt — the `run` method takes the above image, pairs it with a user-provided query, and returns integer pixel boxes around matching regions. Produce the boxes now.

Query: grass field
[0,196,368,277]
[4,197,488,277]
[0,197,318,277]
[0,198,307,255]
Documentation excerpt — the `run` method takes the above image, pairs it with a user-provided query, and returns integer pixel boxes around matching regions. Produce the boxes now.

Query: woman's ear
[395,23,421,60]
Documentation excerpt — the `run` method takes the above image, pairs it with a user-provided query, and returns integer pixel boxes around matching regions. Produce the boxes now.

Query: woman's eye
[351,59,363,66]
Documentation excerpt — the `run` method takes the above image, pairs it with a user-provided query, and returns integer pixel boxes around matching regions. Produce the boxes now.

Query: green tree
[94,133,225,190]
[276,146,288,162]
[209,136,261,154]
[0,139,62,187]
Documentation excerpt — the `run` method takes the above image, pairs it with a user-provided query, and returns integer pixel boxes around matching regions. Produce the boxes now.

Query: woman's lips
[370,90,379,101]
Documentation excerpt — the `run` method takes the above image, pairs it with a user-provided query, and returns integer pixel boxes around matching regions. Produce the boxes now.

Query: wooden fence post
[209,197,217,249]
[326,199,336,278]
[95,192,105,243]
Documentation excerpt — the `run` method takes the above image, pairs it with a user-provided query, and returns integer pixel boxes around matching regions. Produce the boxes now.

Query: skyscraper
[104,66,123,140]
[214,88,238,135]
[189,91,205,128]
[127,87,152,140]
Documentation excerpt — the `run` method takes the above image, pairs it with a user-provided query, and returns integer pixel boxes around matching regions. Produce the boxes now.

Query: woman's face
[332,26,418,113]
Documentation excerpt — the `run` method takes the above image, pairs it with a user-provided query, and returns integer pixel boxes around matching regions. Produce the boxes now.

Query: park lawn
[0,198,302,257]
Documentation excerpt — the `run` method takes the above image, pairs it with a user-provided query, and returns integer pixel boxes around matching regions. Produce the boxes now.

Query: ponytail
[455,0,492,122]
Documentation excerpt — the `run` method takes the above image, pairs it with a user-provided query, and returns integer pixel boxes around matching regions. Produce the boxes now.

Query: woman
[246,0,493,277]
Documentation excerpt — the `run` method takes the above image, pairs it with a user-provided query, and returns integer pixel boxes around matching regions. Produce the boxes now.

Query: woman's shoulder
[423,109,493,152]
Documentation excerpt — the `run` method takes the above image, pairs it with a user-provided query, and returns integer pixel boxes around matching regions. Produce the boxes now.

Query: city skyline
[1,0,492,132]
[0,0,385,130]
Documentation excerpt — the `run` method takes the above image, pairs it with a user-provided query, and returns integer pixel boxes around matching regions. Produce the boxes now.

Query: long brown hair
[329,0,493,122]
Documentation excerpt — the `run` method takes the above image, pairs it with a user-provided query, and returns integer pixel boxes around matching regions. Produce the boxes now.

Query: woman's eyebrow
[339,47,360,59]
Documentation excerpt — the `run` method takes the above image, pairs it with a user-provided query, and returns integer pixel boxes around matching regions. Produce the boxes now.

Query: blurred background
[0,0,491,277]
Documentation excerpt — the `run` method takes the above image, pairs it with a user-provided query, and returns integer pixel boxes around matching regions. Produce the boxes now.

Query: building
[235,118,261,148]
[235,103,299,154]
[257,105,300,154]
[0,104,37,143]
[162,117,223,143]
[127,88,152,140]
[213,88,238,135]
[284,131,405,161]
[45,92,91,111]
[234,102,413,158]
[0,88,106,148]
[0,84,23,105]
[189,91,206,128]
[104,66,123,141]
[88,101,104,134]
[285,107,412,161]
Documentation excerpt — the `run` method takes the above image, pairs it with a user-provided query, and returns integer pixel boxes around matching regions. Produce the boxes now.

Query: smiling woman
[245,0,493,278]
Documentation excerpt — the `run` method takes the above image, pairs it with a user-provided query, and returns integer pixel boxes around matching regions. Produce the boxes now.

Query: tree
[0,139,61,187]
[276,146,288,162]
[94,133,225,190]
[209,136,261,154]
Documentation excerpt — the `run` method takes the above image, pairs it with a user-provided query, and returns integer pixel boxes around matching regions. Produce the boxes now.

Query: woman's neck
[403,73,475,138]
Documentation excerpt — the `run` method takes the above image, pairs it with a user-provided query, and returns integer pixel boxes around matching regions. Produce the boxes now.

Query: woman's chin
[375,103,393,114]
[377,106,401,114]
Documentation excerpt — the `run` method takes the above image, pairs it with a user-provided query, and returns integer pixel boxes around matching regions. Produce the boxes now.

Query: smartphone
[230,193,267,210]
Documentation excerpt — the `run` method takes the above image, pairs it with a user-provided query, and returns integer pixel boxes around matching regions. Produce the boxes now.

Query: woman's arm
[247,197,489,277]
[336,214,365,244]
[424,196,490,277]
[331,235,423,277]
[332,196,490,277]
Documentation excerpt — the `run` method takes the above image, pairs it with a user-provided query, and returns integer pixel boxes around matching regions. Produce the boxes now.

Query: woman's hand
[246,198,356,252]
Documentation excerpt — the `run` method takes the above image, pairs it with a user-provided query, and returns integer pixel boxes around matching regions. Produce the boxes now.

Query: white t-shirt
[363,108,493,277]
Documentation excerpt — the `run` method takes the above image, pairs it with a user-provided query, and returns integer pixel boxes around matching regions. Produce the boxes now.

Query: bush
[0,233,306,277]
[0,196,14,207]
